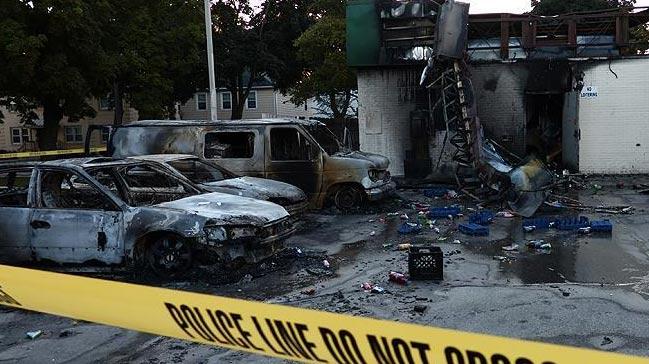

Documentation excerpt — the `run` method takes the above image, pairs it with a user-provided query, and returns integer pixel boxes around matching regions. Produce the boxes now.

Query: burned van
[109,119,396,210]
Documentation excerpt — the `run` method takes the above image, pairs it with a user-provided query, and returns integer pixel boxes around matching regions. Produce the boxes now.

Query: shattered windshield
[307,124,344,155]
[87,164,198,207]
[168,159,231,184]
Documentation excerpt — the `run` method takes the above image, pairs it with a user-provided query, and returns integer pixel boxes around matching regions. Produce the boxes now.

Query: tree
[289,0,357,121]
[531,0,635,15]
[0,1,112,150]
[104,0,206,123]
[211,0,313,120]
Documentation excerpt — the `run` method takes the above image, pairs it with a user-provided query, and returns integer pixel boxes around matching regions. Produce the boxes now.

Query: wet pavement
[1,176,649,363]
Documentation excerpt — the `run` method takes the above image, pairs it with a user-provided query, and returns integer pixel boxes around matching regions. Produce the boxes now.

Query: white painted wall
[357,69,420,176]
[578,58,649,174]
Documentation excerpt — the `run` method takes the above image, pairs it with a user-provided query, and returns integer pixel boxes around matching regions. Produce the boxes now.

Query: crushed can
[389,271,408,285]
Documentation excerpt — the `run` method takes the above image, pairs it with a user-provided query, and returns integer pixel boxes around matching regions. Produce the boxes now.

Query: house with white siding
[179,77,320,121]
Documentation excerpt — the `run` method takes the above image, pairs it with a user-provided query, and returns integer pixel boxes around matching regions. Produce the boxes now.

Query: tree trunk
[329,92,343,122]
[230,86,244,120]
[38,99,64,151]
[113,81,124,126]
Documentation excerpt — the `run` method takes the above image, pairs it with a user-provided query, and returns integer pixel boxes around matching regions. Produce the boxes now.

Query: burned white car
[129,154,308,216]
[0,158,295,276]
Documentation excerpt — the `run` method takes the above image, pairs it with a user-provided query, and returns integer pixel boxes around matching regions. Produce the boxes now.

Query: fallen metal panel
[434,0,470,59]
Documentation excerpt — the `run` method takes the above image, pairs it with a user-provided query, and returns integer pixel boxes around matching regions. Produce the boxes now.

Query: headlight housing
[369,169,388,182]
[204,226,228,242]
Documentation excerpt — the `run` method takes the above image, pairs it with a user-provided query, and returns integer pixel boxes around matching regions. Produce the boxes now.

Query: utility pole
[204,0,218,121]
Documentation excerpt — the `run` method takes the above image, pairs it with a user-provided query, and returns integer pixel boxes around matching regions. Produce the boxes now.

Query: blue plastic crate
[590,220,613,233]
[522,216,558,230]
[458,223,489,236]
[398,223,422,235]
[423,187,450,198]
[556,216,590,231]
[469,210,495,225]
[428,207,461,219]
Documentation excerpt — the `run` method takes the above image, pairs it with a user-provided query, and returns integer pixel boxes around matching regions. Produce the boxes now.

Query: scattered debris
[371,286,386,294]
[452,239,462,245]
[408,246,444,281]
[502,244,519,252]
[399,222,422,235]
[26,331,43,340]
[414,305,428,313]
[370,231,377,237]
[497,211,515,218]
[591,220,613,233]
[601,336,614,346]
[469,210,495,225]
[494,256,516,263]
[388,271,409,285]
[301,288,316,296]
[398,243,413,251]
[361,282,374,291]
[323,260,330,268]
[459,223,489,236]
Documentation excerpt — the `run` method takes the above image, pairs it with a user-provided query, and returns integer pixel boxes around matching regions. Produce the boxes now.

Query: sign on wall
[580,86,599,98]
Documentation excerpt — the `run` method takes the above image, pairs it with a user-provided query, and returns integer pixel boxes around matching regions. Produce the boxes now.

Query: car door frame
[264,124,324,198]
[29,166,127,265]
[0,165,37,263]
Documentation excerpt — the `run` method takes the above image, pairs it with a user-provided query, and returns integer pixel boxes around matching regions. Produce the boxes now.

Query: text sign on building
[580,86,599,98]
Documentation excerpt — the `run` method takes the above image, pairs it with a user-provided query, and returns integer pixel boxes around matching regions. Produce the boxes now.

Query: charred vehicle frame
[0,158,295,276]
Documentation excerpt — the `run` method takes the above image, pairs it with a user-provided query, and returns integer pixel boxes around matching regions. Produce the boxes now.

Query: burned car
[107,119,396,210]
[128,154,308,216]
[0,158,295,276]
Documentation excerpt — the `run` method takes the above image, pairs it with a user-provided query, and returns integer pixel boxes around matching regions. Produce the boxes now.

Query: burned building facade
[348,0,649,177]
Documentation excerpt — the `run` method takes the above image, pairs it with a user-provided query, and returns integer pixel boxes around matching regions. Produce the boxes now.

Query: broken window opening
[168,159,229,184]
[0,168,33,207]
[270,128,314,161]
[40,170,116,210]
[96,164,196,207]
[204,132,255,159]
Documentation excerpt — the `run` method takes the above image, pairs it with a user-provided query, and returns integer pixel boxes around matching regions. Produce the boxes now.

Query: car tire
[145,235,193,278]
[333,185,364,211]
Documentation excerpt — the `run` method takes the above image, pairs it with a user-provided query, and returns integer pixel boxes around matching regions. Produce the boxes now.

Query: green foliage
[107,0,205,121]
[0,0,206,148]
[211,0,313,119]
[289,0,357,120]
[531,0,636,15]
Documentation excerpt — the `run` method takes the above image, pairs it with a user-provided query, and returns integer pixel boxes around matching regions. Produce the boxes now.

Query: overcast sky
[465,0,649,14]
[249,0,649,14]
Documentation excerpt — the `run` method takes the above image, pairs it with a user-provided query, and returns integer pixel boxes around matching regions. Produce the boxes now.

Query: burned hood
[201,177,307,204]
[154,192,289,226]
[332,151,390,170]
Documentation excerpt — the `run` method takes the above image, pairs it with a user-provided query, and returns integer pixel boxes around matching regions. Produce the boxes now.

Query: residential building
[0,97,138,152]
[179,78,320,121]
[348,0,649,176]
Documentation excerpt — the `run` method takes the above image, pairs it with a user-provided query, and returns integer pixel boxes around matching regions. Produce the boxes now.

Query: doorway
[525,93,565,167]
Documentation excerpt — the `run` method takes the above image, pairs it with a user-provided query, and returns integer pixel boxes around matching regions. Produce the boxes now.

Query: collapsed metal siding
[578,57,649,174]
[468,63,528,156]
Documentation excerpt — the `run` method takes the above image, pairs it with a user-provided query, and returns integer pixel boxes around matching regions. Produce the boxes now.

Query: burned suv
[0,158,295,276]
[108,119,396,210]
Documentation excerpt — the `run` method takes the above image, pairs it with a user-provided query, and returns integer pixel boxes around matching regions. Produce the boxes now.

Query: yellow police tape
[0,264,647,364]
[0,147,106,160]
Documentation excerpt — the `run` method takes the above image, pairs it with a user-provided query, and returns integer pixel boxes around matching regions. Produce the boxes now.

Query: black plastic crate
[408,246,443,281]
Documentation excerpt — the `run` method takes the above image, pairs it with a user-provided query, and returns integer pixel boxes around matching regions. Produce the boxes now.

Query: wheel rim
[147,236,192,277]
[335,187,360,210]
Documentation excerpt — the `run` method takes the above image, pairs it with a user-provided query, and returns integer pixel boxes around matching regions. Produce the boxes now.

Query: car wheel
[146,235,193,278]
[333,185,364,211]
